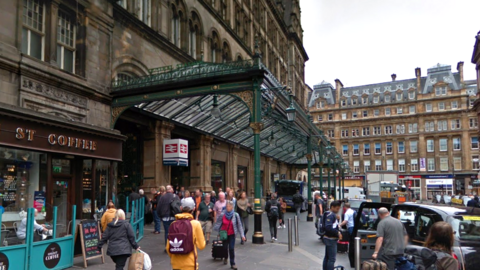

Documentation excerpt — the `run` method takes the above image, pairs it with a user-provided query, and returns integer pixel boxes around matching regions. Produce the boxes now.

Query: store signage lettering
[14,127,97,151]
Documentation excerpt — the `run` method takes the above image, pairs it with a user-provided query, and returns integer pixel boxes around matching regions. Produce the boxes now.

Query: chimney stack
[457,61,464,85]
[334,79,343,108]
[415,67,421,91]
[391,74,397,82]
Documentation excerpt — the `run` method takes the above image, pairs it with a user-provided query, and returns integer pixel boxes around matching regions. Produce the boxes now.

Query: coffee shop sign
[15,127,97,151]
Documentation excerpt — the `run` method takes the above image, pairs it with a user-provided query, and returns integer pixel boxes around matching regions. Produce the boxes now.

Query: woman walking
[277,197,287,229]
[424,222,458,270]
[227,190,237,209]
[214,200,245,269]
[265,193,280,242]
[98,209,140,270]
[236,191,250,244]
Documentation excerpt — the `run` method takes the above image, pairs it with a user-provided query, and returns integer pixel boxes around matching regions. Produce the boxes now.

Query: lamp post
[286,93,296,122]
[326,145,332,197]
[333,155,337,200]
[341,162,346,200]
[306,135,313,222]
[318,144,324,196]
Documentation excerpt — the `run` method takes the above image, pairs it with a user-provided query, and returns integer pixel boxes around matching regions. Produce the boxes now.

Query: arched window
[189,12,203,60]
[222,41,231,63]
[171,5,180,47]
[237,54,243,61]
[211,31,219,62]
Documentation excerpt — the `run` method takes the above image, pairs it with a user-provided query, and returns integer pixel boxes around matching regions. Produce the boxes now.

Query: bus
[274,180,308,211]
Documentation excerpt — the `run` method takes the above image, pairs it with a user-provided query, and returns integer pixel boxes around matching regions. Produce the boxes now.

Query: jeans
[223,234,236,266]
[279,211,285,226]
[240,216,249,238]
[295,205,301,216]
[322,237,338,270]
[347,227,354,237]
[111,254,130,270]
[162,219,174,246]
[153,211,161,233]
[268,217,278,238]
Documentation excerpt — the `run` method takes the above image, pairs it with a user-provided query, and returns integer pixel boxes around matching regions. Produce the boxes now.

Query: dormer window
[351,97,358,105]
[396,92,403,101]
[362,96,368,104]
[373,95,379,103]
[341,99,347,107]
[435,86,447,96]
[408,91,415,99]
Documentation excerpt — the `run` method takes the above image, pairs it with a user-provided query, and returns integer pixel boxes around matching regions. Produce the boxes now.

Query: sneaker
[271,237,275,243]
[231,265,237,269]
[274,238,278,241]
[277,225,282,229]
[283,225,286,229]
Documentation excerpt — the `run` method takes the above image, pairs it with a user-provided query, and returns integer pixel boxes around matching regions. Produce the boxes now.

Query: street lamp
[326,145,332,196]
[210,94,222,119]
[267,131,274,146]
[286,93,296,122]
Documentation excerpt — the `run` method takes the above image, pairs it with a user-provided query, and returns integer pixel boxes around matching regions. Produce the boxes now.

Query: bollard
[294,215,299,246]
[288,218,293,252]
[354,237,361,270]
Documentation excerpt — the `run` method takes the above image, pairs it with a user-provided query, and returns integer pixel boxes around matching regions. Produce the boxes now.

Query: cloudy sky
[300,0,480,88]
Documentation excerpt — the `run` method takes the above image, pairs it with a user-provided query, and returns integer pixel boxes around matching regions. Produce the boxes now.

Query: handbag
[246,206,254,215]
[219,220,231,241]
[128,251,144,270]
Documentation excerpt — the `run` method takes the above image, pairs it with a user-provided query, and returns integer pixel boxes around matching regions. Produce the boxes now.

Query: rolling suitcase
[212,239,228,260]
[362,260,387,270]
[337,241,349,253]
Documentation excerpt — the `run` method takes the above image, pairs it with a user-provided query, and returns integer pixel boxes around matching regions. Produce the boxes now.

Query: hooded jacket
[97,219,139,256]
[100,208,117,231]
[166,213,206,270]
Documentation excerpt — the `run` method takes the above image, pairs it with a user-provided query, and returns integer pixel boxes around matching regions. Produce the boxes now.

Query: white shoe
[274,238,278,241]
[277,225,282,229]
[283,225,286,229]
[271,237,275,242]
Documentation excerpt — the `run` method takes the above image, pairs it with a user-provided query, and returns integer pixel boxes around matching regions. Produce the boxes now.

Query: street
[68,211,352,270]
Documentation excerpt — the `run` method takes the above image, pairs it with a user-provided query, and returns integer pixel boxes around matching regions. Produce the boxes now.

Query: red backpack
[168,218,194,254]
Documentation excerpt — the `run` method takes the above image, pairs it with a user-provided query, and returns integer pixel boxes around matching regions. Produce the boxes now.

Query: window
[342,145,348,156]
[363,110,368,117]
[22,0,45,60]
[373,126,381,135]
[409,105,415,114]
[396,92,403,101]
[435,86,447,96]
[341,99,347,107]
[427,139,434,152]
[364,160,371,172]
[352,129,359,137]
[56,10,76,72]
[425,121,434,132]
[473,155,480,170]
[451,101,458,109]
[440,157,448,172]
[386,142,392,154]
[327,130,334,138]
[317,100,325,108]
[427,158,435,171]
[353,144,359,155]
[341,129,349,138]
[362,96,368,104]
[451,119,461,130]
[411,159,418,172]
[375,143,381,155]
[387,159,393,171]
[385,125,392,135]
[375,160,382,171]
[437,120,447,131]
[172,11,181,47]
[426,103,432,112]
[410,140,418,153]
[470,118,478,129]
[364,143,370,155]
[220,0,227,20]
[408,91,415,99]
[472,137,479,149]
[399,159,406,172]
[396,124,405,134]
[408,123,418,133]
[439,138,447,151]
[354,161,360,173]
[341,113,347,120]
[374,109,379,117]
[398,141,405,153]
[384,94,391,103]
[385,108,391,116]
[352,98,358,105]
[362,127,370,136]
[453,137,461,150]
[117,0,127,8]
[438,102,445,111]
[352,111,358,119]
[453,157,462,171]
[136,0,151,26]
[373,96,379,103]
[328,114,333,121]
[317,115,323,122]
[397,107,403,114]
[470,99,475,107]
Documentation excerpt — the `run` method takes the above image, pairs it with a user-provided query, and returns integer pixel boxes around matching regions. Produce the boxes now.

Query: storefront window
[237,166,247,192]
[95,160,111,212]
[211,161,225,192]
[399,178,421,200]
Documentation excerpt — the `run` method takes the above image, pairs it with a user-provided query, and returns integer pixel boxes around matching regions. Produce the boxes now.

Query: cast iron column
[327,158,331,197]
[341,167,345,199]
[319,146,323,195]
[333,161,337,199]
[306,136,313,222]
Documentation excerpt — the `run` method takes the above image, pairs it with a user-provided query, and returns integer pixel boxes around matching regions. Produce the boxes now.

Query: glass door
[53,177,71,236]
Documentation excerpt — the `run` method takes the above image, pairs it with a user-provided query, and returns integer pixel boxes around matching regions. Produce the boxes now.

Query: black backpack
[404,245,450,270]
[293,194,303,204]
[269,200,279,218]
[170,195,182,216]
[317,211,330,238]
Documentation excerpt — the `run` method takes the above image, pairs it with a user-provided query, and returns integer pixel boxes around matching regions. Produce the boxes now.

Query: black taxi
[348,202,480,270]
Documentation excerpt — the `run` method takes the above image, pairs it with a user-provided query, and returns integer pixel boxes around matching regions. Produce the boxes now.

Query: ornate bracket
[111,106,131,129]
[249,122,264,134]
[305,154,313,161]
[231,90,253,116]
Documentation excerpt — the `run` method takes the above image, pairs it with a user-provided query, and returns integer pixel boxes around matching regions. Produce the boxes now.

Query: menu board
[74,220,104,268]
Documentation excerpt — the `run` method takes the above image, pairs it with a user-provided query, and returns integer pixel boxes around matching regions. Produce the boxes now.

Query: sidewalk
[68,211,352,269]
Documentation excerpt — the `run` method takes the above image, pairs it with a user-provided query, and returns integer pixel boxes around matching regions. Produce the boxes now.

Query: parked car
[348,202,480,270]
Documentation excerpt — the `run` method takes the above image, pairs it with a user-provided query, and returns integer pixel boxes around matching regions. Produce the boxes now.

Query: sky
[300,0,480,88]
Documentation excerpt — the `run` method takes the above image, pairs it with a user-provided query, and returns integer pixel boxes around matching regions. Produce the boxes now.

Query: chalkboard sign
[74,220,105,268]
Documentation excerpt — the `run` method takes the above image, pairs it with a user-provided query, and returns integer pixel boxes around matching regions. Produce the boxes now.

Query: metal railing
[126,197,145,242]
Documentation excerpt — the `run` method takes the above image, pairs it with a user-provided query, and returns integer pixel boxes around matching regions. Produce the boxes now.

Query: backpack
[395,256,416,270]
[318,198,327,213]
[293,194,303,204]
[269,200,279,218]
[170,195,182,216]
[404,245,449,270]
[167,219,194,254]
[317,211,330,238]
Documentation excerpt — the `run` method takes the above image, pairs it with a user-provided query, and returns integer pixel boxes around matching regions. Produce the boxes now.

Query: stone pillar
[227,144,239,191]
[46,0,60,65]
[264,158,273,194]
[190,135,213,191]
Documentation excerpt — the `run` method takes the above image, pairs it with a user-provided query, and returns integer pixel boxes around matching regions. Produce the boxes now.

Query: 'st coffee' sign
[43,242,61,269]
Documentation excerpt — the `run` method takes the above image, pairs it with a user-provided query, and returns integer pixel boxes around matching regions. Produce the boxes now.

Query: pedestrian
[178,186,185,200]
[196,193,215,245]
[372,207,408,270]
[194,189,203,216]
[278,197,287,229]
[218,188,223,194]
[467,195,480,207]
[157,185,177,252]
[323,200,343,270]
[97,210,140,270]
[265,193,280,242]
[424,221,458,270]
[101,201,116,232]
[214,192,227,217]
[340,202,354,236]
[292,189,304,216]
[327,195,334,210]
[211,191,217,204]
[139,189,151,224]
[227,190,237,209]
[266,190,272,201]
[236,191,250,244]
[181,190,192,205]
[314,192,324,224]
[151,187,162,234]
[167,197,206,270]
[213,200,245,269]
[129,187,141,203]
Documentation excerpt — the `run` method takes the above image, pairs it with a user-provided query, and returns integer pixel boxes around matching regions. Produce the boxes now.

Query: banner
[419,158,426,171]
[34,191,45,212]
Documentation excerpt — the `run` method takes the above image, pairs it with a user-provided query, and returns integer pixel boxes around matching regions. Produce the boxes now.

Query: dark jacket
[293,193,304,206]
[265,199,279,219]
[98,219,139,256]
[157,192,175,218]
[324,211,340,238]
[129,191,141,203]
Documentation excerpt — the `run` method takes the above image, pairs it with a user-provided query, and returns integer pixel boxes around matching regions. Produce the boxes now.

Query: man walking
[194,189,203,217]
[323,200,343,270]
[196,193,215,244]
[265,193,280,242]
[292,190,304,216]
[214,192,227,217]
[151,187,161,234]
[373,207,408,270]
[314,192,324,224]
[340,202,355,236]
[157,185,177,252]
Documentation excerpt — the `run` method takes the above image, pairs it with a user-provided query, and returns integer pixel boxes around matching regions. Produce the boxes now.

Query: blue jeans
[323,237,337,270]
[295,205,301,216]
[153,211,161,233]
[348,227,354,237]
[223,235,236,266]
[163,219,174,246]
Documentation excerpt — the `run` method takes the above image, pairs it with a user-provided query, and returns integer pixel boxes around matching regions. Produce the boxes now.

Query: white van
[336,187,366,199]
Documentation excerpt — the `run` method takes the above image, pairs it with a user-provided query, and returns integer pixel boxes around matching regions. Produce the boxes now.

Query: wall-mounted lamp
[210,94,222,119]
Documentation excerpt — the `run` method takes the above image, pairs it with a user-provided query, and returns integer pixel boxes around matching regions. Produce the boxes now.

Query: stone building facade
[308,64,479,198]
[0,0,310,203]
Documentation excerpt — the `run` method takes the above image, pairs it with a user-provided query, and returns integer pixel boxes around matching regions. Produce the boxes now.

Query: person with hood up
[101,201,116,232]
[98,209,140,270]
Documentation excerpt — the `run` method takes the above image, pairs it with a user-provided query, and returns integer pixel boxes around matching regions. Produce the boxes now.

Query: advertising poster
[34,191,45,212]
